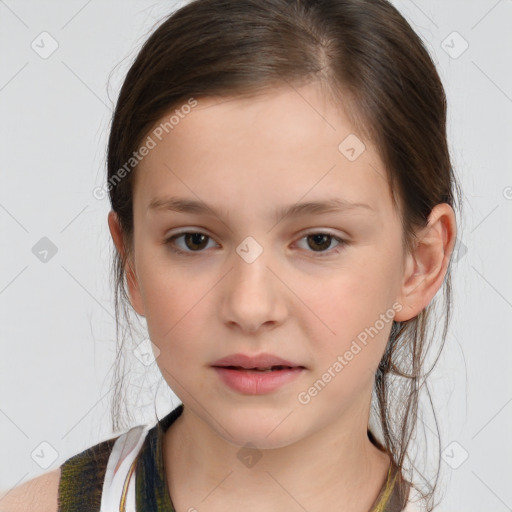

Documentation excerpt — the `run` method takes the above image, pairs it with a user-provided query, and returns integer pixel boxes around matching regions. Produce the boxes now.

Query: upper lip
[211,352,305,369]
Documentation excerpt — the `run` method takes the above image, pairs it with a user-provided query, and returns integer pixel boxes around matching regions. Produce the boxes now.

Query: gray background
[0,1,511,510]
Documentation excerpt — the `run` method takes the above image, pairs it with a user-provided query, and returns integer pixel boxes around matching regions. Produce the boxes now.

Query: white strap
[100,424,151,512]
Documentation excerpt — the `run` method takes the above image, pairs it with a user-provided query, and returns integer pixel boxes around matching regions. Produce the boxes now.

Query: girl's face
[113,83,416,449]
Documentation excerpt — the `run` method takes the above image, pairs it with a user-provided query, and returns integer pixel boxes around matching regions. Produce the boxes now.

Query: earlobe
[107,211,146,317]
[394,203,457,322]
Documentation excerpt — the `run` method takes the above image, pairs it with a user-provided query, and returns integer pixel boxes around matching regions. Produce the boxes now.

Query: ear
[107,210,146,317]
[394,203,457,322]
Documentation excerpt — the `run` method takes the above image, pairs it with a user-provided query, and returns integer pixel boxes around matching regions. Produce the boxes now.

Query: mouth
[211,352,305,370]
[211,365,305,395]
[213,365,302,372]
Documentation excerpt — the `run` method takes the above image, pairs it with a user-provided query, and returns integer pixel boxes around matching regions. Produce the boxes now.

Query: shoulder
[0,468,61,512]
[0,411,176,512]
[0,435,118,512]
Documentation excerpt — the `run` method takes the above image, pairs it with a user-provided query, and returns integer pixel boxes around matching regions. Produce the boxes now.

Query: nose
[219,242,287,334]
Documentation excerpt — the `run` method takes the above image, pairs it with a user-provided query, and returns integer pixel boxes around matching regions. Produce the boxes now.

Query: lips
[212,360,305,395]
[211,352,305,371]
[223,365,293,372]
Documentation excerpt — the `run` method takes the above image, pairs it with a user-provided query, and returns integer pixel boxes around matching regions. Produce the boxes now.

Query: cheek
[301,257,393,324]
[135,259,194,338]
[142,280,210,391]
[296,258,397,370]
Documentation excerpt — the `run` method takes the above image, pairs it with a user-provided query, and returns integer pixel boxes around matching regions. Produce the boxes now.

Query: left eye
[164,231,347,257]
[295,232,347,256]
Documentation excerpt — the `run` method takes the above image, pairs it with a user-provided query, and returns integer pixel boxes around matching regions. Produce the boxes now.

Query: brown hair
[106,0,463,509]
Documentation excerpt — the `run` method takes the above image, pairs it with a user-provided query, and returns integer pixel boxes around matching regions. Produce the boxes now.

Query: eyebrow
[148,195,375,221]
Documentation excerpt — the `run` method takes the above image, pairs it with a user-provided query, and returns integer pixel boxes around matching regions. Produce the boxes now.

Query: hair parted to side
[105,0,463,509]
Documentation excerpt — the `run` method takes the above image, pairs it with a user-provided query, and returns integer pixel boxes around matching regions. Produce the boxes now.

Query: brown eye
[307,233,333,252]
[182,233,209,251]
[164,231,216,255]
[296,232,347,257]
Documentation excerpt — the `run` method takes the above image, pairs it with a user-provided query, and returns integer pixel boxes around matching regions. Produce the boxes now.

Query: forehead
[134,84,393,219]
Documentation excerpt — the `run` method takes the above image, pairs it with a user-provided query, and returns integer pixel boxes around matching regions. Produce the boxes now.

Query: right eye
[164,231,218,256]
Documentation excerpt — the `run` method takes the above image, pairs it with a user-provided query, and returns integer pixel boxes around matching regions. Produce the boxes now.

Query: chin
[217,412,306,451]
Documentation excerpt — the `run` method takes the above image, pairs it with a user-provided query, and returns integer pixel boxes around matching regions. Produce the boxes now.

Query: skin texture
[108,82,456,512]
[0,468,60,512]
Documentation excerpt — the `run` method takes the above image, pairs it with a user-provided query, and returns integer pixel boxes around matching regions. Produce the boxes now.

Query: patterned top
[57,403,414,512]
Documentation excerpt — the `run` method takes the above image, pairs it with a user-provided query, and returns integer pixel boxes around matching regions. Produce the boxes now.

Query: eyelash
[163,230,348,258]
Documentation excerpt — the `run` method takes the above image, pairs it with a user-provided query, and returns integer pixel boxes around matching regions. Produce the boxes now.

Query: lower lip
[212,367,304,395]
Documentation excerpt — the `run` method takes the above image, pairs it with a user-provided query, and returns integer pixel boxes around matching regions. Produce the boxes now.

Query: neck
[163,402,392,512]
